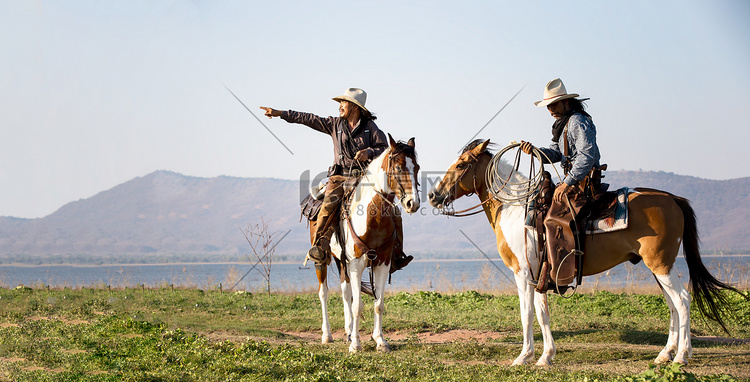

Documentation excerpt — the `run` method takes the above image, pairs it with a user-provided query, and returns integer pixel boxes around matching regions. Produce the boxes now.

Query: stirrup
[549,283,574,295]
[307,246,328,265]
[390,254,413,273]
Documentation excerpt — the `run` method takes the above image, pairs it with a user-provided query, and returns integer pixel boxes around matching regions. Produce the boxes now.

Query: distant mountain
[603,171,750,253]
[0,170,747,265]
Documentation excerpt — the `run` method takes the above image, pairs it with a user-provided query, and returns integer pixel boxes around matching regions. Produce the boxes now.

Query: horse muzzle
[428,189,452,209]
[402,195,420,214]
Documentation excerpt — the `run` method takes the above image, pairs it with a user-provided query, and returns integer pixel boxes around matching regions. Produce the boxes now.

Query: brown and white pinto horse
[312,134,419,353]
[428,139,743,366]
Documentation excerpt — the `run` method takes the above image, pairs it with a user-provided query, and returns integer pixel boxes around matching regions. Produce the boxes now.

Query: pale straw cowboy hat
[534,78,580,107]
[332,88,369,113]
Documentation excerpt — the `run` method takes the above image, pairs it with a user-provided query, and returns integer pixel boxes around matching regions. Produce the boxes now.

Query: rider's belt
[328,164,363,178]
[342,169,363,177]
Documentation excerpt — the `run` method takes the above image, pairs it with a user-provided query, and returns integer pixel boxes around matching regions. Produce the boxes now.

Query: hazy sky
[2,0,749,219]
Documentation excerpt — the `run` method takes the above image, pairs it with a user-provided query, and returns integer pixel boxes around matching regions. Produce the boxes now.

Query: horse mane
[461,139,529,185]
[460,139,496,156]
[390,140,418,160]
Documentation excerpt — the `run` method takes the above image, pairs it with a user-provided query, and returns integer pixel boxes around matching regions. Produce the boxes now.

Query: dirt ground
[201,329,750,379]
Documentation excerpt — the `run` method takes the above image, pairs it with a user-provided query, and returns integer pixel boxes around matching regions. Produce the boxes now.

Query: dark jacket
[281,110,388,170]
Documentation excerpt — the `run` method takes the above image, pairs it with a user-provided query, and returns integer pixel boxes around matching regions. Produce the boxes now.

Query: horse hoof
[673,356,689,366]
[349,344,362,353]
[654,351,673,364]
[321,334,333,344]
[535,358,552,366]
[377,342,391,353]
[511,355,532,366]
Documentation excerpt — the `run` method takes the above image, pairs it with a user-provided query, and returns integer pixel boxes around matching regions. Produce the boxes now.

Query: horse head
[383,133,420,214]
[428,139,492,209]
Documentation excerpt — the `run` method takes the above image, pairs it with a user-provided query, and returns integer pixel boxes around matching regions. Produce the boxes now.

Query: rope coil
[486,142,544,206]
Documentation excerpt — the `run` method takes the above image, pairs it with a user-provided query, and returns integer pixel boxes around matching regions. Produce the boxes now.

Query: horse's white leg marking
[318,276,333,344]
[655,272,692,365]
[348,257,365,353]
[371,263,391,352]
[654,274,678,363]
[340,278,354,342]
[330,233,354,343]
[534,290,556,366]
[512,271,536,365]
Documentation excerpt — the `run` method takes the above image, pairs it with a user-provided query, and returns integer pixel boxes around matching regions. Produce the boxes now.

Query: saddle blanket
[584,187,630,235]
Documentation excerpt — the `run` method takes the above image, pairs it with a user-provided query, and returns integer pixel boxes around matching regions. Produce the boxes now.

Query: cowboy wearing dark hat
[260,88,413,272]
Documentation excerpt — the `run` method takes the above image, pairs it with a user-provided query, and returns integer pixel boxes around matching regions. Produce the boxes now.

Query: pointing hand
[259,107,281,119]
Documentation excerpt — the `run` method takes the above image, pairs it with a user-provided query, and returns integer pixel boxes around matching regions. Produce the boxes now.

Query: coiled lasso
[486,142,562,206]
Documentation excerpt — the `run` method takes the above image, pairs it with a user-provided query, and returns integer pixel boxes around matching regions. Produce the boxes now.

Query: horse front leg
[316,264,333,344]
[655,272,692,365]
[512,272,536,365]
[533,290,556,365]
[371,263,391,352]
[340,277,354,343]
[347,260,365,353]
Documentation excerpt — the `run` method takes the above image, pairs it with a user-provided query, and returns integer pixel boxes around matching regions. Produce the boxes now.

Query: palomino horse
[428,139,743,366]
[311,134,419,353]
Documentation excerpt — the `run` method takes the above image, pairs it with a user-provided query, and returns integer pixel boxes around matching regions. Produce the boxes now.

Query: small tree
[237,218,289,295]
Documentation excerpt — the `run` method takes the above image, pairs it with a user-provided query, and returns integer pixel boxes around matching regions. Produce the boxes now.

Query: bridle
[383,150,419,210]
[439,152,495,217]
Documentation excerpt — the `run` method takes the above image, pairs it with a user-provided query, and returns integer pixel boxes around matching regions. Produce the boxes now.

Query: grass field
[0,286,749,381]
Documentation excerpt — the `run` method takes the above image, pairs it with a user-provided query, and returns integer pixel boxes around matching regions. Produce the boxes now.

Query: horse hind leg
[653,273,677,363]
[654,271,692,365]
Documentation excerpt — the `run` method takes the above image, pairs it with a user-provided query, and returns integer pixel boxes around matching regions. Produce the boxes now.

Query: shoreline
[0,255,748,268]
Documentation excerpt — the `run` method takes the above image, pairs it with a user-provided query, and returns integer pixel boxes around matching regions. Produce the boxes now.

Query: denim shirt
[538,113,600,186]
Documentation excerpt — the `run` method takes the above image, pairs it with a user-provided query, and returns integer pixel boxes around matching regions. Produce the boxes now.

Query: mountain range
[1,169,748,265]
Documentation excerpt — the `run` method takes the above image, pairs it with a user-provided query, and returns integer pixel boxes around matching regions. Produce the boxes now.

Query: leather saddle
[531,166,613,294]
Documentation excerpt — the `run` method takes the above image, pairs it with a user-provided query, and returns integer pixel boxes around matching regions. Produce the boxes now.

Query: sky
[1,0,749,219]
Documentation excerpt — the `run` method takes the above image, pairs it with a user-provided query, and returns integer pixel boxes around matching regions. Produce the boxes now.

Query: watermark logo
[297,169,454,217]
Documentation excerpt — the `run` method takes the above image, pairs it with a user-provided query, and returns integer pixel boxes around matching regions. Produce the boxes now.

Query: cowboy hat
[332,88,369,112]
[534,78,580,107]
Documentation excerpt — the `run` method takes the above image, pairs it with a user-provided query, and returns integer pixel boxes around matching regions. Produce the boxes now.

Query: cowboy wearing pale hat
[260,88,414,272]
[520,78,603,292]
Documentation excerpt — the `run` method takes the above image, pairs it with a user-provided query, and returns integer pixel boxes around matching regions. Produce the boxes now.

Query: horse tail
[674,195,744,334]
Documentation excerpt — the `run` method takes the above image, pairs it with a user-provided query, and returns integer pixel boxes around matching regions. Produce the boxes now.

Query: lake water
[1,256,748,293]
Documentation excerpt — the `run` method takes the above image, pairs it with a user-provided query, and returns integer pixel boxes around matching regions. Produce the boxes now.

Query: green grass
[0,287,748,381]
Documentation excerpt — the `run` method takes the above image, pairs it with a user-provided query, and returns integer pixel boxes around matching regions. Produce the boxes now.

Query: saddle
[300,193,323,222]
[299,176,362,223]
[531,165,612,294]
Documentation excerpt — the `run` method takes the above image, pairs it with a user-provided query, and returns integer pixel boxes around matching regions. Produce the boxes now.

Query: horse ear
[472,139,490,155]
[388,133,397,147]
[407,137,415,147]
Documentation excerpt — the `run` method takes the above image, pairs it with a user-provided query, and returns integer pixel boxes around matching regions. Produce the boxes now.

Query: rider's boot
[390,214,413,273]
[307,196,339,266]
